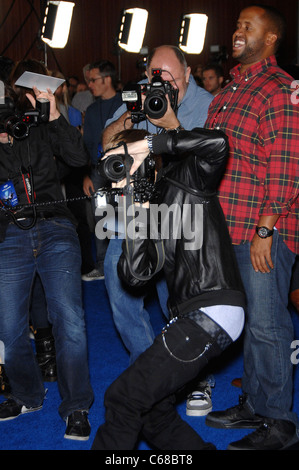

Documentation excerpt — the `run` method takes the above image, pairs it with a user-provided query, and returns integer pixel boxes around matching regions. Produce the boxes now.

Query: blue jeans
[234,231,297,425]
[0,218,94,419]
[104,237,169,364]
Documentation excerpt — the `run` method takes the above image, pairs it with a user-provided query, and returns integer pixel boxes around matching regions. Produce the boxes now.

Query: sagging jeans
[104,237,169,364]
[234,230,298,425]
[0,218,94,420]
[92,311,232,450]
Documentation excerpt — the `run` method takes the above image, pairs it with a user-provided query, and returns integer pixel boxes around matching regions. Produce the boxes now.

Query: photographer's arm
[104,128,228,176]
[102,111,133,150]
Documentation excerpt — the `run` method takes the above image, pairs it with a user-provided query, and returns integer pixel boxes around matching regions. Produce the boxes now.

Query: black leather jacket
[118,128,246,318]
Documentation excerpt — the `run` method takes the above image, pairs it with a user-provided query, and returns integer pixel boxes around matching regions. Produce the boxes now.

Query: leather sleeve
[117,237,160,288]
[152,127,228,165]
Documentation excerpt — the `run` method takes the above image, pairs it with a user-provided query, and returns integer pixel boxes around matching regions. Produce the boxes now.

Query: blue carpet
[0,279,298,451]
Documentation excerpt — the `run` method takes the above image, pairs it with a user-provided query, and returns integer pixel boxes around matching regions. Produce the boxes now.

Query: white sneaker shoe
[186,383,212,416]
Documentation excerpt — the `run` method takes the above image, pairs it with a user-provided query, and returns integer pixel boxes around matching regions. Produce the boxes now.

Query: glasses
[88,76,105,83]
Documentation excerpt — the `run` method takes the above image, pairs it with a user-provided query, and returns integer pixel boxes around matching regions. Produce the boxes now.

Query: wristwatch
[145,134,154,153]
[171,125,184,132]
[256,226,274,238]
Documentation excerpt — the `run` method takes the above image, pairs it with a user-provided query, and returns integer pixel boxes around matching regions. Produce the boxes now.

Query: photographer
[0,61,93,441]
[101,45,213,367]
[91,127,245,450]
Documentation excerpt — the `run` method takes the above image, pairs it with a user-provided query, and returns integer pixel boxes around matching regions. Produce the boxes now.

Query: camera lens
[144,90,167,119]
[105,156,126,182]
[148,97,163,112]
[98,154,133,183]
[111,160,124,175]
[5,117,29,140]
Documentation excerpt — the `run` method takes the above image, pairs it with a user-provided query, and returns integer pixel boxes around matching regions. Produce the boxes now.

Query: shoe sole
[81,277,104,281]
[186,406,212,417]
[0,405,42,422]
[64,433,90,441]
[205,416,262,429]
[227,438,299,451]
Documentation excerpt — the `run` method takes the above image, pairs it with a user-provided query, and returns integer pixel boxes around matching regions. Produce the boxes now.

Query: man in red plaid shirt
[205,5,299,450]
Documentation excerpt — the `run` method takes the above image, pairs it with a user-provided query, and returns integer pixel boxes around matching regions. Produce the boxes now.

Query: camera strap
[2,141,38,230]
[121,142,165,282]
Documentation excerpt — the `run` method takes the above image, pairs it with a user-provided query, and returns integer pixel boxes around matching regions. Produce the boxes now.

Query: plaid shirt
[205,56,299,254]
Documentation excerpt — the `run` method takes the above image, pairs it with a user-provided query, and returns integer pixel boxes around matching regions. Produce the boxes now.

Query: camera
[97,145,156,203]
[122,69,178,123]
[0,97,50,140]
[99,153,134,183]
[98,151,155,184]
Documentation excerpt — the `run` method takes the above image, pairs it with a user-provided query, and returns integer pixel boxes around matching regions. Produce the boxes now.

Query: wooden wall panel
[0,0,298,85]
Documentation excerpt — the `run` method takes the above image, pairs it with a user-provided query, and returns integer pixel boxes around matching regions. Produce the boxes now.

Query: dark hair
[203,64,224,78]
[0,56,15,83]
[109,128,149,146]
[147,45,188,73]
[249,5,286,51]
[89,60,117,89]
[9,59,49,112]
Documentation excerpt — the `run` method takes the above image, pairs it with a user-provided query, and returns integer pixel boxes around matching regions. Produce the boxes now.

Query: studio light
[118,8,148,53]
[179,14,208,54]
[41,1,75,48]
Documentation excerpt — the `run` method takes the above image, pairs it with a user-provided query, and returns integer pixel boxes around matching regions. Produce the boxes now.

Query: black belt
[186,309,232,351]
[12,211,56,222]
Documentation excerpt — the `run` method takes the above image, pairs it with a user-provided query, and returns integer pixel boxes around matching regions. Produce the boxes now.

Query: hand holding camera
[97,139,156,204]
[26,86,59,122]
[102,139,150,179]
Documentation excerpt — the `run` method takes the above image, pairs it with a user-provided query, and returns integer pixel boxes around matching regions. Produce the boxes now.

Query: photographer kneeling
[91,127,245,450]
[0,62,93,440]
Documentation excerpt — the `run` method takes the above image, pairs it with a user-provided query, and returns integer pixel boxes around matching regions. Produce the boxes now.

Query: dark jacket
[118,128,246,318]
[0,115,89,240]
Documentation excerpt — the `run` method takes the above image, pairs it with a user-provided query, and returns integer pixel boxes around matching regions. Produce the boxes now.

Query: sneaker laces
[188,386,211,402]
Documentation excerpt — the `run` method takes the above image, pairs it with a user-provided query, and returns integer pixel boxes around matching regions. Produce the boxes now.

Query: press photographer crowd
[0,4,299,451]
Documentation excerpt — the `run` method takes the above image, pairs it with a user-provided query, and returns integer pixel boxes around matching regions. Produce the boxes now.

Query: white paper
[14,71,65,93]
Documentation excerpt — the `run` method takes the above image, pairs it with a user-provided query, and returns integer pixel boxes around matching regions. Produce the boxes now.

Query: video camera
[0,85,50,140]
[122,69,178,123]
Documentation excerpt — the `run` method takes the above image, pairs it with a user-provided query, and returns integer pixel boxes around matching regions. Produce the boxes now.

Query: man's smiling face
[232,6,277,68]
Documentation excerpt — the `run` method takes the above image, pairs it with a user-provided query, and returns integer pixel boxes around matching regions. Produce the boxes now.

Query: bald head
[146,45,191,104]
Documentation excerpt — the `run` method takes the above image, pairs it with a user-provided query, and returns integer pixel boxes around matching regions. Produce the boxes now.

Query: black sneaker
[205,395,263,429]
[64,410,91,441]
[0,398,42,421]
[227,419,299,450]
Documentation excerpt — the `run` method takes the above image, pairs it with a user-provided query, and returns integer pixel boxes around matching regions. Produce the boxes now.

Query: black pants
[92,312,232,450]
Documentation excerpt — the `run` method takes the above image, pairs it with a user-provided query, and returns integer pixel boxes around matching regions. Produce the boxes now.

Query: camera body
[0,97,50,140]
[122,69,178,123]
